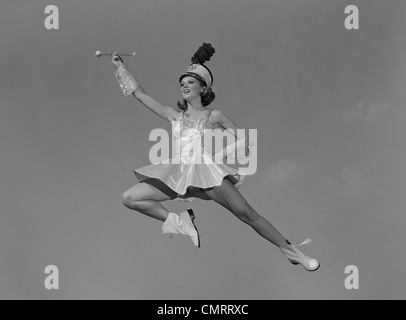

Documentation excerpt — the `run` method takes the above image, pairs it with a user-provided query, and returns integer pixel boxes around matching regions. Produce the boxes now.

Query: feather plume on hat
[179,43,215,88]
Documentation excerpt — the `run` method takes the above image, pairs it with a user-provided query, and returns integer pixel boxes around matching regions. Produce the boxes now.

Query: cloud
[343,102,390,123]
[262,159,305,187]
[337,168,375,200]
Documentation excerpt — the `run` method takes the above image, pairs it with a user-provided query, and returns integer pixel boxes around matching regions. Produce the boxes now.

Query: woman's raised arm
[131,90,180,122]
[112,52,180,122]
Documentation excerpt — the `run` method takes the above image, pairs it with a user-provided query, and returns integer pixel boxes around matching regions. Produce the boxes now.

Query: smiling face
[180,76,206,101]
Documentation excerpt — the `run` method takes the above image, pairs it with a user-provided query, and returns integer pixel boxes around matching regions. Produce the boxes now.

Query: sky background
[1,0,406,300]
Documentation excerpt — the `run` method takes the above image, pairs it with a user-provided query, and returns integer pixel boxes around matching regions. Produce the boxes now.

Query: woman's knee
[122,189,142,208]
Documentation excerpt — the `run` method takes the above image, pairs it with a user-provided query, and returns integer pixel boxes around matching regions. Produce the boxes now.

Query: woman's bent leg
[122,179,200,246]
[122,180,176,222]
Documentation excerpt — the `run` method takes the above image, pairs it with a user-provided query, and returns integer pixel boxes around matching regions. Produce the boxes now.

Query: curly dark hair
[177,79,216,110]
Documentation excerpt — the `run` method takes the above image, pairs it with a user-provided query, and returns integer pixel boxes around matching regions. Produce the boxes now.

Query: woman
[111,43,319,272]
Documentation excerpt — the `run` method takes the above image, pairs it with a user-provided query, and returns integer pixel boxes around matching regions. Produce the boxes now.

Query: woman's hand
[111,52,124,68]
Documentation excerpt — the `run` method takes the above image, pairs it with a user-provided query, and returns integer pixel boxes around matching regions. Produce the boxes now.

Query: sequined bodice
[172,109,214,159]
[173,109,213,137]
[180,109,213,131]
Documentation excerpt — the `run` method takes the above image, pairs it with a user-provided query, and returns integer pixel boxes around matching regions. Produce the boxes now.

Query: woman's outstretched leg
[203,178,320,271]
[203,178,287,247]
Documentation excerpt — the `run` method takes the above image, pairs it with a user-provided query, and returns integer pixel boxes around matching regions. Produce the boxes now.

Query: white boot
[279,238,320,272]
[162,209,200,247]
